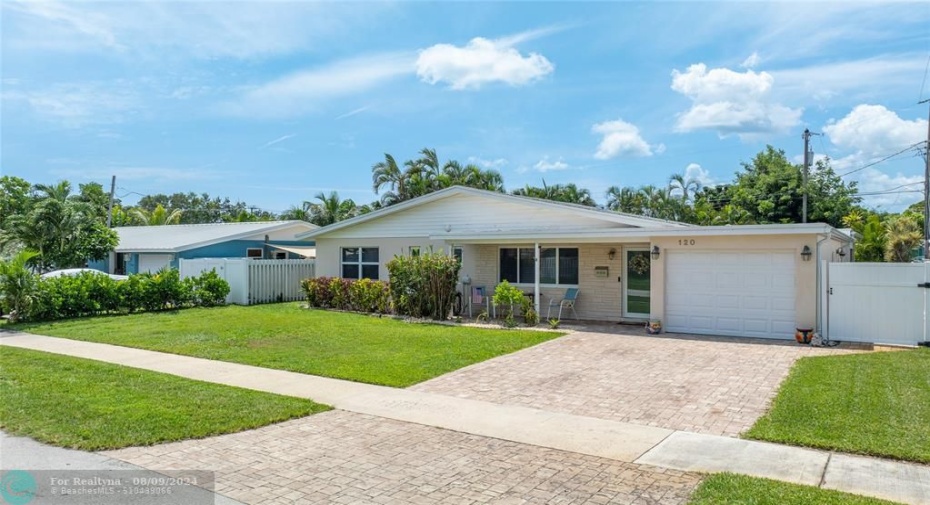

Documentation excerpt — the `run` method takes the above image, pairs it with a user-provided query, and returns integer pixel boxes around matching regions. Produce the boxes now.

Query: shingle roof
[113,221,317,253]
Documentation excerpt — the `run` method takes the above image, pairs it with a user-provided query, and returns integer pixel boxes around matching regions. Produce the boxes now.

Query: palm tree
[372,153,406,205]
[308,191,358,227]
[279,202,313,222]
[33,181,73,202]
[884,215,922,262]
[131,204,183,225]
[606,186,643,214]
[668,173,701,202]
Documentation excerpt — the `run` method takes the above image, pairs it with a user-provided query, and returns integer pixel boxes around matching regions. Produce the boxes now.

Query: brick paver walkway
[412,328,857,437]
[105,410,701,505]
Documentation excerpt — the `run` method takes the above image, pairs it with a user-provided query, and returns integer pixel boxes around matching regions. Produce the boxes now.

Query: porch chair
[547,288,579,320]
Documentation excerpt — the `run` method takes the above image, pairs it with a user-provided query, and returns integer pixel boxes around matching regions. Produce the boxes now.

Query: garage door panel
[718,295,740,309]
[666,250,797,339]
[743,296,769,310]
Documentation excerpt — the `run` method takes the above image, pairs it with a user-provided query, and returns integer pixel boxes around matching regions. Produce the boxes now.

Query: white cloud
[856,168,924,210]
[772,54,929,104]
[671,63,802,139]
[468,156,508,169]
[741,52,761,69]
[533,157,570,172]
[259,134,296,150]
[225,53,414,118]
[823,104,927,156]
[591,119,657,159]
[3,81,140,127]
[4,1,381,59]
[416,30,555,90]
[684,163,716,187]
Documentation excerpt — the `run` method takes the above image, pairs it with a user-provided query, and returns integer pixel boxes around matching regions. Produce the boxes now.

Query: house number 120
[678,239,695,246]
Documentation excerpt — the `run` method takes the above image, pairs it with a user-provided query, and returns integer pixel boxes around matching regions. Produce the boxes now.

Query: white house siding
[314,237,478,281]
[319,193,633,240]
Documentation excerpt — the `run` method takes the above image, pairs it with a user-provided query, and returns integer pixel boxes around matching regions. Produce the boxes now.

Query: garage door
[665,251,796,339]
[138,254,173,274]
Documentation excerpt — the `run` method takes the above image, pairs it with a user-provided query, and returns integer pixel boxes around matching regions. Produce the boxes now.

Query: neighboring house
[298,186,853,340]
[91,221,318,275]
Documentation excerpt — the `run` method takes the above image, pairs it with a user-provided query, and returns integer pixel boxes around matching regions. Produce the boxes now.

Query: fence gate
[828,262,928,346]
[248,259,315,304]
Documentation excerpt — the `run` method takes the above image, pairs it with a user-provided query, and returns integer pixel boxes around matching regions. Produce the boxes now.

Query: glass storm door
[624,249,651,319]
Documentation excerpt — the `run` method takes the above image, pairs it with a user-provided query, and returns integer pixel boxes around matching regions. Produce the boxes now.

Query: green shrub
[0,251,39,323]
[301,276,390,314]
[386,251,460,320]
[23,268,229,322]
[190,269,230,307]
[492,281,523,319]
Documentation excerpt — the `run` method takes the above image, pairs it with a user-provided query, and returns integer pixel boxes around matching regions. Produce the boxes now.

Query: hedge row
[25,269,230,322]
[301,277,391,314]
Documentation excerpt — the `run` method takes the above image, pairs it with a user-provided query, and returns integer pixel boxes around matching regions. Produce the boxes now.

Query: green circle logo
[1,470,36,505]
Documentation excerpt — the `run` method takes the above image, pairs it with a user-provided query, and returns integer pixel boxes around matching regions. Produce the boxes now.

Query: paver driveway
[106,410,701,505]
[412,326,857,437]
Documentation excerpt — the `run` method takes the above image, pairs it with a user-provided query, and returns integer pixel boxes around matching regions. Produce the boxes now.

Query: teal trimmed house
[89,221,318,275]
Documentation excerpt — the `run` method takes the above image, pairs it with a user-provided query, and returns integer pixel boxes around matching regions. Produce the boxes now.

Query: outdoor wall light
[651,245,661,260]
[608,248,616,261]
[801,245,813,261]
[836,247,847,257]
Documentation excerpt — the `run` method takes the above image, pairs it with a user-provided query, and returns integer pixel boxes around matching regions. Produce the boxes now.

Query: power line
[836,142,927,178]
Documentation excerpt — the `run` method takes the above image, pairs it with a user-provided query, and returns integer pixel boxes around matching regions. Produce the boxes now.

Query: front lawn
[0,346,329,450]
[12,303,561,387]
[745,349,930,463]
[689,473,900,505]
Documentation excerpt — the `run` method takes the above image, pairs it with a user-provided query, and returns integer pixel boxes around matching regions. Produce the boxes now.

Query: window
[453,246,463,264]
[500,247,578,285]
[409,246,420,257]
[247,248,263,259]
[342,247,379,280]
[273,251,287,259]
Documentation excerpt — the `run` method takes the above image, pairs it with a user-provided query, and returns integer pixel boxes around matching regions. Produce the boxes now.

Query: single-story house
[90,221,318,275]
[298,186,854,340]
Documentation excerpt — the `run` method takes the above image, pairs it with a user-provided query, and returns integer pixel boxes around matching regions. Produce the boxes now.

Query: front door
[624,248,651,319]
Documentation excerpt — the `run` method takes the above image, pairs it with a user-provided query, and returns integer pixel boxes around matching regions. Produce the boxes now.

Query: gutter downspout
[534,243,541,314]
[815,233,830,338]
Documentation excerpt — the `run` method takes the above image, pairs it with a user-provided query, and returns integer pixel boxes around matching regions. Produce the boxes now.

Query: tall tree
[883,214,922,262]
[308,191,358,226]
[131,204,183,226]
[513,181,596,206]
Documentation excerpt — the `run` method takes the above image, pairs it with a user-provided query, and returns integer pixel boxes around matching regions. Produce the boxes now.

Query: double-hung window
[499,247,579,285]
[341,247,379,280]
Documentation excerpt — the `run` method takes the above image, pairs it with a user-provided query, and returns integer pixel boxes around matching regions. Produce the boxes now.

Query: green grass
[689,473,901,505]
[745,349,930,463]
[0,346,329,450]
[12,303,561,387]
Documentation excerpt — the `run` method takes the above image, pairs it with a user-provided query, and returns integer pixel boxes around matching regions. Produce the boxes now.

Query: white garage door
[138,254,173,274]
[665,251,796,339]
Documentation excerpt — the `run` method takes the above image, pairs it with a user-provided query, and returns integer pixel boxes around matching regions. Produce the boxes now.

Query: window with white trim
[499,247,578,285]
[247,248,263,259]
[341,247,379,280]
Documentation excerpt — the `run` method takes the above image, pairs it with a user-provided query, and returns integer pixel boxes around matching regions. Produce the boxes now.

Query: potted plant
[646,319,662,334]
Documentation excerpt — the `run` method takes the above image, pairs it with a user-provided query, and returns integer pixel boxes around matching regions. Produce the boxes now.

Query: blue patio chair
[547,288,579,320]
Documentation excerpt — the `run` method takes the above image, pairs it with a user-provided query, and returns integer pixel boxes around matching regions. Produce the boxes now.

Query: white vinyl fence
[827,262,929,346]
[179,258,315,305]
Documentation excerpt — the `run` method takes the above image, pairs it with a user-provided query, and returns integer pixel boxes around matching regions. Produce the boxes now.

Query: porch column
[534,242,540,314]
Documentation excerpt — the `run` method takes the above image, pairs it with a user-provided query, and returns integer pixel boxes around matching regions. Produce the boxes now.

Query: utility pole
[802,128,811,223]
[106,175,116,228]
[921,99,930,260]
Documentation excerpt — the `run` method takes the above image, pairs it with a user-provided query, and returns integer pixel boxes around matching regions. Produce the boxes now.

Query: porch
[451,242,656,322]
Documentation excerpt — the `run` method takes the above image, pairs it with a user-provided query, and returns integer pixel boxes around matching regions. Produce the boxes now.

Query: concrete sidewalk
[3,331,928,504]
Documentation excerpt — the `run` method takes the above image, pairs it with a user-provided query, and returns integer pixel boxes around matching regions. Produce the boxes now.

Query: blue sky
[2,1,929,213]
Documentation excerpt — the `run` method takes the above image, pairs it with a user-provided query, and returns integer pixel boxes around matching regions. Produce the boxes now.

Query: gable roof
[114,221,318,253]
[297,186,689,239]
